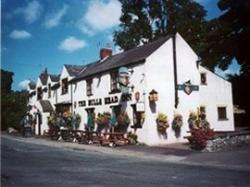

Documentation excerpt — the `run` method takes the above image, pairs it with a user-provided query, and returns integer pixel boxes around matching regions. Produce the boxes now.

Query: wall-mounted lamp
[148,89,158,102]
[128,68,134,74]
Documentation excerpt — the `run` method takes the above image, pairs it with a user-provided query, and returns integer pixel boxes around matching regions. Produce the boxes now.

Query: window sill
[218,118,229,121]
[200,83,207,86]
[87,94,93,97]
[109,89,121,94]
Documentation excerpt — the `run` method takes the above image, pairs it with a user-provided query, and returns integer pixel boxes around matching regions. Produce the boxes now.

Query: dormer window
[200,73,207,85]
[48,83,51,98]
[110,71,120,93]
[61,78,68,95]
[86,79,93,96]
[37,87,43,100]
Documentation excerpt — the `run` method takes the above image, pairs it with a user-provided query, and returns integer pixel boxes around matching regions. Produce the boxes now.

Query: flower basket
[116,111,130,132]
[156,113,169,135]
[172,114,183,131]
[96,112,111,131]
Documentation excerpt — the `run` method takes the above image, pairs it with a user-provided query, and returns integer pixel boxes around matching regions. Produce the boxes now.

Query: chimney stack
[100,48,112,60]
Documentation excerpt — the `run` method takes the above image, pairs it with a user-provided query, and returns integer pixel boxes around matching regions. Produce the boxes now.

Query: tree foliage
[114,0,208,54]
[200,0,250,73]
[1,69,28,130]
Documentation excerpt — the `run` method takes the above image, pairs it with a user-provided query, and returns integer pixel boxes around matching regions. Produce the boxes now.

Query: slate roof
[39,72,49,85]
[50,74,60,82]
[64,64,86,77]
[39,100,54,113]
[72,35,172,82]
[28,81,36,90]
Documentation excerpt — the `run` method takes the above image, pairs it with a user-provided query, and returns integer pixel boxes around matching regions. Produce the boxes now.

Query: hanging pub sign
[118,66,130,94]
[177,80,199,95]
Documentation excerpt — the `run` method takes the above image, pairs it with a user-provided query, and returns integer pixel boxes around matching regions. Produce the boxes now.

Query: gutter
[172,33,179,108]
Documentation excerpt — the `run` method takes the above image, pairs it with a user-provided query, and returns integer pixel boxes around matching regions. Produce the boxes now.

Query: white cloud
[77,0,121,35]
[14,0,42,24]
[59,36,86,52]
[44,5,68,29]
[9,30,32,40]
[18,80,30,90]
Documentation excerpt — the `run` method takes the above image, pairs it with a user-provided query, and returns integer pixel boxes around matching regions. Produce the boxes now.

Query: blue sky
[1,0,240,90]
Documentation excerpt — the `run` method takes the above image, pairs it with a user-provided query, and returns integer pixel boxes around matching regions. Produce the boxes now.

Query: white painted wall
[72,63,146,132]
[57,66,73,105]
[199,66,234,131]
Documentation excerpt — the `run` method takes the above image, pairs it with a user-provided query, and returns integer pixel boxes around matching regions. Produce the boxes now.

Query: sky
[1,0,241,91]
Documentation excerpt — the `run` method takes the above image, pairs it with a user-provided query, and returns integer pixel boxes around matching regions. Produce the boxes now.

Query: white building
[28,33,234,145]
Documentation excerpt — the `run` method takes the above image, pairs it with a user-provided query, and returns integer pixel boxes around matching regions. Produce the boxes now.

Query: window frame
[110,70,120,93]
[200,72,207,85]
[48,83,51,98]
[37,87,43,100]
[86,78,93,96]
[61,78,68,95]
[217,106,228,120]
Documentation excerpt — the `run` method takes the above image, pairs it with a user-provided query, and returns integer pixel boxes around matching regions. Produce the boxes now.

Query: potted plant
[156,113,169,135]
[117,111,130,132]
[63,111,73,128]
[71,113,81,130]
[95,112,111,132]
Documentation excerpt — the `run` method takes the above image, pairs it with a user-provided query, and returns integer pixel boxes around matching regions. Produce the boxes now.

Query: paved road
[2,136,250,187]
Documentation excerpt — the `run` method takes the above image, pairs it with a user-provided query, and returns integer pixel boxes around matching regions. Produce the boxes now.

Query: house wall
[72,63,146,132]
[57,66,73,105]
[199,66,234,131]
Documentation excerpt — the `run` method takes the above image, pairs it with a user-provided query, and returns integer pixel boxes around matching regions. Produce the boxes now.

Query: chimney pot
[100,48,112,60]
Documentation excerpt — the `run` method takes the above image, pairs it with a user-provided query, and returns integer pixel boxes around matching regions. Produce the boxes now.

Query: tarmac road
[2,135,250,187]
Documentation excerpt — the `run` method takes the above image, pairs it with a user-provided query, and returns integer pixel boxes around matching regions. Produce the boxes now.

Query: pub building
[27,33,234,145]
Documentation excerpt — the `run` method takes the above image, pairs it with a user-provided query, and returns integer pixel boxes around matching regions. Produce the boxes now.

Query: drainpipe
[71,83,73,113]
[172,33,179,108]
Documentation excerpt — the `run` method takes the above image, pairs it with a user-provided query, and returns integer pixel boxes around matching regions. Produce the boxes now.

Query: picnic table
[77,130,99,144]
[101,132,129,147]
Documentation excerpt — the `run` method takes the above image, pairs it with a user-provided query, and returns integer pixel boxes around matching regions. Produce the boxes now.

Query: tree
[1,69,28,130]
[200,0,250,74]
[114,0,209,55]
[1,69,14,94]
[228,74,250,123]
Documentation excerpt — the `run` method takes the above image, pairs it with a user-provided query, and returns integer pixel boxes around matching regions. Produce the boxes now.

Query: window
[37,87,43,100]
[217,107,227,120]
[61,78,68,95]
[200,73,207,85]
[110,71,120,93]
[48,84,51,98]
[86,79,93,96]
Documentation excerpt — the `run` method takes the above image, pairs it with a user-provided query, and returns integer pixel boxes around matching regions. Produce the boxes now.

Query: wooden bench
[101,132,129,147]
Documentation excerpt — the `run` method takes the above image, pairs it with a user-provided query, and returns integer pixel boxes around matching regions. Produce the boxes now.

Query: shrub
[187,128,215,150]
[95,112,111,127]
[117,111,130,126]
[127,131,138,145]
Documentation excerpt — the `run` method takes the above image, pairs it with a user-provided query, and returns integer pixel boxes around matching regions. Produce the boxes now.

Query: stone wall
[204,132,250,152]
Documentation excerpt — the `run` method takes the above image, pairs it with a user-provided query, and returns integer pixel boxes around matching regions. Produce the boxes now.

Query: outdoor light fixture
[148,89,158,102]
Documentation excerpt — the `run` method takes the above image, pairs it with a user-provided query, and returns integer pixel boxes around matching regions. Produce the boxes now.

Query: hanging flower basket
[172,114,183,131]
[156,113,169,135]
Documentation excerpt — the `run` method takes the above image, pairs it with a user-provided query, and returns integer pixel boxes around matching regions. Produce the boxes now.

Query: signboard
[118,67,130,94]
[136,102,145,112]
[177,80,199,95]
